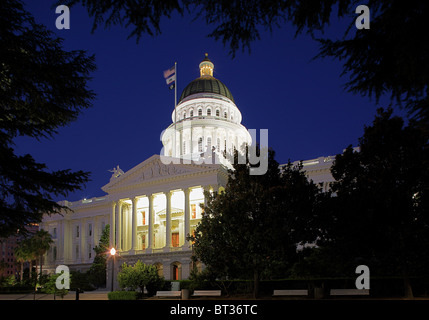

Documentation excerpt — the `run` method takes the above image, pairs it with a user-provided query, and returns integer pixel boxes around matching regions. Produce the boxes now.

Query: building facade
[40,55,335,289]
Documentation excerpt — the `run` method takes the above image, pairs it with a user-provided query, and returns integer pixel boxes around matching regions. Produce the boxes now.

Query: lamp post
[110,248,116,291]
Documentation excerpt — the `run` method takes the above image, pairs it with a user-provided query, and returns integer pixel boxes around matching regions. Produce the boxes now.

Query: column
[80,219,86,262]
[164,191,172,251]
[110,201,116,248]
[131,197,138,253]
[182,187,191,248]
[116,200,122,251]
[146,194,154,252]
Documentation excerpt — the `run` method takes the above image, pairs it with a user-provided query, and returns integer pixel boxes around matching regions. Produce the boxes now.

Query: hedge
[107,291,138,300]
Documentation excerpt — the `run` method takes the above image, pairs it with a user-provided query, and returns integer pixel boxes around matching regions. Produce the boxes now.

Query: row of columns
[109,187,202,254]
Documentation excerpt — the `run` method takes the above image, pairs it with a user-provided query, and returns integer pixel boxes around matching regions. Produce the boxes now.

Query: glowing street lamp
[110,247,116,291]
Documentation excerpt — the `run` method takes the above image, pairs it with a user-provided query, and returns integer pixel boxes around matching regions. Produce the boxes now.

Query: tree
[64,0,429,122]
[14,238,36,282]
[189,147,324,298]
[29,230,53,278]
[0,0,96,238]
[321,108,429,298]
[117,260,164,296]
[87,224,110,287]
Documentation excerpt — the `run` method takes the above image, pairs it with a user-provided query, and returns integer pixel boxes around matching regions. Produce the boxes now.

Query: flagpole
[174,61,177,158]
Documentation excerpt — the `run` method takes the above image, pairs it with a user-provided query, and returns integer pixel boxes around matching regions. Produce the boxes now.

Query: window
[198,137,203,152]
[88,244,92,259]
[172,233,179,247]
[52,228,57,239]
[190,109,193,117]
[183,112,186,119]
[216,109,220,117]
[198,108,202,116]
[88,223,92,237]
[76,226,79,238]
[224,111,227,118]
[173,264,179,280]
[207,108,211,116]
[207,137,212,151]
[53,246,57,261]
[141,235,146,250]
[75,245,79,259]
[141,211,146,225]
[191,204,196,219]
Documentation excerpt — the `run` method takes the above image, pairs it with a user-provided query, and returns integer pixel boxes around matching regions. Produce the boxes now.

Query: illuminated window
[141,211,146,225]
[172,233,179,247]
[191,204,196,219]
[141,235,146,250]
[173,264,179,280]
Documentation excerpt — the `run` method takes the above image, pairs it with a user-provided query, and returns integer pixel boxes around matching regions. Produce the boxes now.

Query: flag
[163,65,176,89]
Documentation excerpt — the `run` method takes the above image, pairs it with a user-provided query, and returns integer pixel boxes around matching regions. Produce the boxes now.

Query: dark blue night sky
[15,1,404,202]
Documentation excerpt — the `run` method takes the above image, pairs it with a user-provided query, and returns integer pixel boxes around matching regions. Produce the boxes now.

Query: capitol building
[40,55,334,289]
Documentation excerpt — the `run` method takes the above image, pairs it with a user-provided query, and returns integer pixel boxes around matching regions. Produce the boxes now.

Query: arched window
[198,108,202,116]
[198,137,203,152]
[190,109,193,117]
[207,108,211,116]
[216,109,220,117]
[224,111,227,119]
[172,262,181,280]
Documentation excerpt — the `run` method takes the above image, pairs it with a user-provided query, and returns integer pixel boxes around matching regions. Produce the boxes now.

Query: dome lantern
[199,53,214,77]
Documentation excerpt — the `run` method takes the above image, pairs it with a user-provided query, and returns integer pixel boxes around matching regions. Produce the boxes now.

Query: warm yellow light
[110,248,116,256]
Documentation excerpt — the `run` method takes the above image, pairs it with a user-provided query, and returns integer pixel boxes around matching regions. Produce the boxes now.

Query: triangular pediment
[101,154,222,193]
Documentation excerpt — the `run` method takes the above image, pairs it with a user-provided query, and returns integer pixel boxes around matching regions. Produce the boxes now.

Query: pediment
[101,154,221,193]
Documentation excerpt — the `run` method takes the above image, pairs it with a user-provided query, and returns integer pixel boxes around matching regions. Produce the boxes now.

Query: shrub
[108,291,138,300]
[117,260,165,297]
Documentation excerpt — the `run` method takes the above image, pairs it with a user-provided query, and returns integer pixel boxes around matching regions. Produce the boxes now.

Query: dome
[179,77,235,103]
[178,53,235,103]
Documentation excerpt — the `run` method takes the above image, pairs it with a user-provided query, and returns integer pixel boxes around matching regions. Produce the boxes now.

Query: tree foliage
[87,224,110,287]
[307,108,429,296]
[117,260,164,296]
[189,147,325,297]
[0,0,96,237]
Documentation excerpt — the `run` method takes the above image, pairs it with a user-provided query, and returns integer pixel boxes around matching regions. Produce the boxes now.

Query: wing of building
[40,54,335,289]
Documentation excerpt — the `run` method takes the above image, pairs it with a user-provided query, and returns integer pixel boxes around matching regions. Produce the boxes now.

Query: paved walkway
[0,290,109,300]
